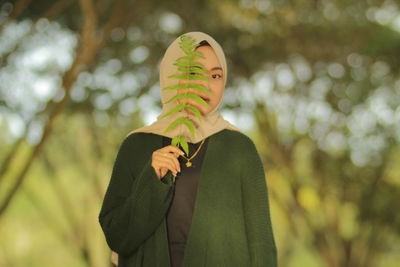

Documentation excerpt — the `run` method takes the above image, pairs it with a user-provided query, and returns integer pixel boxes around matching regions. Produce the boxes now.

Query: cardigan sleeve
[241,137,278,267]
[98,135,176,257]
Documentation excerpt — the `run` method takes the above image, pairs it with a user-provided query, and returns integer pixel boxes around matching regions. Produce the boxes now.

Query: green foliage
[162,92,208,107]
[162,83,210,93]
[168,74,208,81]
[161,34,211,156]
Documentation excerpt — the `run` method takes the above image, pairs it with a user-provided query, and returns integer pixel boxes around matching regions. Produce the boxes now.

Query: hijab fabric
[126,31,241,143]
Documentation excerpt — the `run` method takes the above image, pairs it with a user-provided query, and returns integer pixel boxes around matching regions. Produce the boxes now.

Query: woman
[98,31,278,267]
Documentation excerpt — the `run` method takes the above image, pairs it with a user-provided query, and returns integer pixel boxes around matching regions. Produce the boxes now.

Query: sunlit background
[0,0,399,266]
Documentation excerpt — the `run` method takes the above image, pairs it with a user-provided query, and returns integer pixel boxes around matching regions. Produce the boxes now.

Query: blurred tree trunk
[0,0,128,220]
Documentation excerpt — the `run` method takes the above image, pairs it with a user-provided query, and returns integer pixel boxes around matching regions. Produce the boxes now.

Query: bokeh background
[0,0,399,266]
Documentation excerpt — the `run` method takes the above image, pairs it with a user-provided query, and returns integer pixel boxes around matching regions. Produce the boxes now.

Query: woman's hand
[151,145,184,179]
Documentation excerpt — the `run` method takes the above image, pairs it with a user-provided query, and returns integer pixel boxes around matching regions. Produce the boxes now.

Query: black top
[162,136,209,267]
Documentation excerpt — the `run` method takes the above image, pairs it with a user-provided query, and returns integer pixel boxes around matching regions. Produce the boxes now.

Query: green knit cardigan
[98,129,278,267]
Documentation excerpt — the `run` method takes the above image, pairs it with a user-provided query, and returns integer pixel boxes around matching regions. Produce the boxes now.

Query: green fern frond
[184,105,203,122]
[181,117,196,137]
[180,45,197,54]
[161,34,211,157]
[177,66,208,74]
[162,83,211,94]
[171,135,180,147]
[172,135,187,155]
[179,136,189,155]
[174,61,204,68]
[163,92,209,106]
[163,117,186,133]
[180,35,196,45]
[189,51,205,59]
[168,74,208,81]
[159,103,187,119]
[164,117,195,137]
[175,54,205,61]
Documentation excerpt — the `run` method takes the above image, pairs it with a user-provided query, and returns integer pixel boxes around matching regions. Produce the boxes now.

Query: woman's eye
[212,74,222,79]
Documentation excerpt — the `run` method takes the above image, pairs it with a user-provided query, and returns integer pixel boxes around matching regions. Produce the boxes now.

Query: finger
[169,146,185,156]
[155,162,175,177]
[160,167,168,178]
[162,146,184,156]
[169,151,180,159]
[166,153,181,172]
[156,167,167,179]
[157,157,179,174]
[152,164,161,179]
[160,155,180,172]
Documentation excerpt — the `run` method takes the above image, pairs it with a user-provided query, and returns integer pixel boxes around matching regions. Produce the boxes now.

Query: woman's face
[177,45,224,116]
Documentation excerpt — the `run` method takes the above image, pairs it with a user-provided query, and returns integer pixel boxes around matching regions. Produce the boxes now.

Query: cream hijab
[126,31,241,143]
